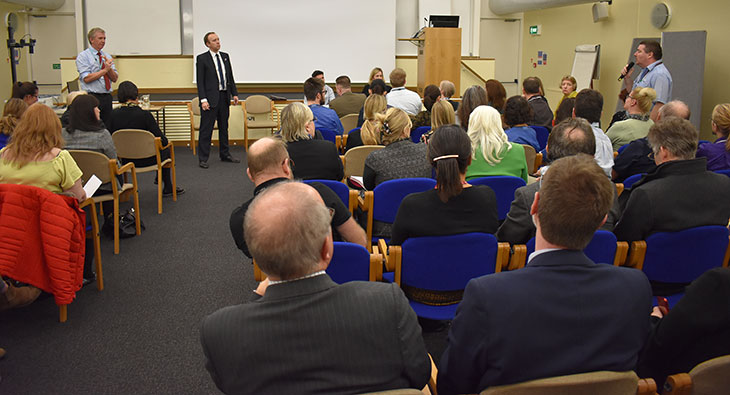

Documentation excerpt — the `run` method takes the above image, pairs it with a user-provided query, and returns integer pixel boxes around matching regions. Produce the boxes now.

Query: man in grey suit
[497,118,621,245]
[201,182,430,394]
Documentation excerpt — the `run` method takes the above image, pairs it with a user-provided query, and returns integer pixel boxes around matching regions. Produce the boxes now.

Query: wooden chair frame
[242,96,280,152]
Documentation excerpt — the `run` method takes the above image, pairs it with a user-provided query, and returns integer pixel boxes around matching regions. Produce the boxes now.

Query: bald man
[229,137,366,258]
[203,182,430,394]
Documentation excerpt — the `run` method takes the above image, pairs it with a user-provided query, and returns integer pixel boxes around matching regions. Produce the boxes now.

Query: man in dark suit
[202,181,430,394]
[438,154,651,395]
[497,118,620,245]
[196,32,240,169]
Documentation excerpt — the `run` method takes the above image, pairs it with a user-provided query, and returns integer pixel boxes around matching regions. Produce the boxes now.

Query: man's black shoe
[199,161,209,169]
[163,186,186,197]
[221,156,241,163]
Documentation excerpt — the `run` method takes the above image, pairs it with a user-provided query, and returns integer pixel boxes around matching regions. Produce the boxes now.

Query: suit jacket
[614,158,730,242]
[196,51,238,108]
[437,249,652,395]
[496,179,621,245]
[201,274,430,395]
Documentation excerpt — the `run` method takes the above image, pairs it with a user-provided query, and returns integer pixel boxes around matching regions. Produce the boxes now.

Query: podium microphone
[618,61,634,81]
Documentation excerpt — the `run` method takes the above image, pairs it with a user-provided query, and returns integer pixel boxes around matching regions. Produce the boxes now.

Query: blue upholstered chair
[520,230,629,269]
[410,126,431,143]
[622,173,645,189]
[468,176,527,221]
[714,169,730,178]
[303,179,357,214]
[383,232,509,320]
[327,242,381,284]
[317,128,338,143]
[529,125,550,151]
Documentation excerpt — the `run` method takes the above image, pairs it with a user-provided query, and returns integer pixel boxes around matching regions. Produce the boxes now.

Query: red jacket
[0,184,86,305]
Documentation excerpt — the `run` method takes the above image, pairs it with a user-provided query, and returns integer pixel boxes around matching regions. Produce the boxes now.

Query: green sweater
[466,143,528,182]
[606,118,654,151]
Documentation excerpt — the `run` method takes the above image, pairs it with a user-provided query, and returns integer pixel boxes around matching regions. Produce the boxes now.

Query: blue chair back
[715,169,730,178]
[623,173,645,189]
[318,128,337,143]
[411,126,431,143]
[468,176,527,220]
[617,143,630,154]
[529,126,550,151]
[372,178,436,224]
[326,242,371,284]
[526,230,618,265]
[642,226,729,284]
[303,179,349,207]
[347,127,360,135]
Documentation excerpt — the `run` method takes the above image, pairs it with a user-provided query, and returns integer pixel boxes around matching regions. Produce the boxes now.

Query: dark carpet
[0,145,448,394]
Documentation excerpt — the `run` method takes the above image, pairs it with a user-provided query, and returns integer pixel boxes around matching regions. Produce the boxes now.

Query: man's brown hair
[335,75,351,90]
[389,68,406,88]
[247,137,289,178]
[303,77,325,101]
[639,40,663,60]
[538,154,614,250]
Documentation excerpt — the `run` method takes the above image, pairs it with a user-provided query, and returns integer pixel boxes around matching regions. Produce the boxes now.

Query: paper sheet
[83,175,102,198]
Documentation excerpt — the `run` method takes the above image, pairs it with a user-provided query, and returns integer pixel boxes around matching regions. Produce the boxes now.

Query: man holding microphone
[620,40,672,121]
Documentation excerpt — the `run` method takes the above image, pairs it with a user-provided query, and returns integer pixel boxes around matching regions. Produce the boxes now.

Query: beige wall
[395,57,495,96]
[521,0,728,139]
[1,3,30,103]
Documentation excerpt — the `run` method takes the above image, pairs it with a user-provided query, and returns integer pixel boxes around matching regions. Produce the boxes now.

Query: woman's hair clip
[432,154,459,162]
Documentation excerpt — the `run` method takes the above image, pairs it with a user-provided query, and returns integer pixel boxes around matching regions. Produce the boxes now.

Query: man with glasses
[229,137,366,258]
[304,77,344,135]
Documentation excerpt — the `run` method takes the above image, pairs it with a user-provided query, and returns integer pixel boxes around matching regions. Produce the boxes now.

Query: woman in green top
[465,105,528,182]
[606,87,656,151]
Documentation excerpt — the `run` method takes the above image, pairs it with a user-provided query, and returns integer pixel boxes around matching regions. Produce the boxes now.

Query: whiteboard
[571,44,600,91]
[192,0,396,83]
[84,0,181,55]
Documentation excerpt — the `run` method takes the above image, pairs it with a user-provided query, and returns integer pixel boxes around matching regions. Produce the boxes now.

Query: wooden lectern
[401,28,461,96]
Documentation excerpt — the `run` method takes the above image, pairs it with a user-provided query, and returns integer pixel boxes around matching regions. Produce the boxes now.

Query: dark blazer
[286,138,344,181]
[496,179,621,245]
[196,50,238,108]
[437,249,652,395]
[614,158,730,242]
[201,274,431,395]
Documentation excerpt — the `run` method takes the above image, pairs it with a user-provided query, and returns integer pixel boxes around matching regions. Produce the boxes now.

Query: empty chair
[242,95,280,152]
[340,114,359,134]
[469,176,527,220]
[343,144,383,180]
[663,355,730,395]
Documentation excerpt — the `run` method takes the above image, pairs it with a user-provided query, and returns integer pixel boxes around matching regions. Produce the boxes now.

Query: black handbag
[102,208,145,239]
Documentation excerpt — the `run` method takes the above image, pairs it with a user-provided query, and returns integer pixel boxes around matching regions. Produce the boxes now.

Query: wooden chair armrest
[616,183,625,197]
[496,242,510,273]
[614,241,629,266]
[116,161,135,175]
[379,239,395,272]
[508,244,527,271]
[662,373,691,395]
[369,253,383,282]
[340,155,345,168]
[637,377,657,395]
[335,135,342,151]
[534,152,543,170]
[427,353,438,395]
[348,190,358,214]
[724,235,730,268]
[391,245,402,285]
[78,197,94,209]
[613,151,619,158]
[627,240,647,270]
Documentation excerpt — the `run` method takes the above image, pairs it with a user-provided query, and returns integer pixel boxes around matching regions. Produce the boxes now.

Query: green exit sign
[529,25,541,36]
[52,63,60,69]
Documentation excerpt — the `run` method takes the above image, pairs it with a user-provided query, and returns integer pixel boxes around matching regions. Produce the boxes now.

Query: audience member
[304,77,344,135]
[503,96,540,151]
[363,107,430,190]
[328,75,366,118]
[485,79,507,113]
[574,88,614,176]
[386,68,422,115]
[421,99,456,143]
[439,80,459,111]
[11,81,39,106]
[465,105,528,182]
[457,85,488,130]
[62,94,116,159]
[555,75,578,117]
[622,40,672,121]
[229,137,366,258]
[0,98,28,149]
[310,69,335,106]
[438,154,652,394]
[696,103,730,171]
[522,76,553,128]
[553,97,575,125]
[357,78,388,127]
[60,90,88,128]
[497,118,620,244]
[606,87,656,150]
[638,267,730,389]
[614,117,730,293]
[412,84,441,128]
[203,181,430,394]
[108,80,184,196]
[346,94,387,152]
[391,125,499,248]
[612,100,690,182]
[361,67,391,96]
[280,102,343,181]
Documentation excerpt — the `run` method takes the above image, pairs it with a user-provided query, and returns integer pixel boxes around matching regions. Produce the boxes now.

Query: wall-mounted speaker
[592,3,609,23]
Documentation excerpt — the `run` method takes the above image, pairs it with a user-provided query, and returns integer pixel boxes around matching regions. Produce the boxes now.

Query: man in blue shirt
[304,77,343,135]
[76,27,117,129]
[622,40,672,121]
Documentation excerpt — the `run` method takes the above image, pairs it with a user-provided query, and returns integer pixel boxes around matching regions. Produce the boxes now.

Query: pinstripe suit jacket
[200,274,430,395]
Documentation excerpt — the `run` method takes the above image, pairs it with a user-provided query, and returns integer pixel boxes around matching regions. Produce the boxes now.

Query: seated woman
[606,87,656,151]
[503,96,540,151]
[0,104,88,306]
[363,107,431,190]
[62,94,116,158]
[411,84,441,129]
[281,102,343,181]
[357,79,388,127]
[60,90,87,128]
[465,105,528,182]
[108,81,184,196]
[697,103,730,171]
[485,79,507,114]
[457,85,488,131]
[345,94,387,152]
[391,124,499,246]
[0,98,28,149]
[11,81,39,107]
[555,75,578,117]
[421,99,456,144]
[361,67,391,97]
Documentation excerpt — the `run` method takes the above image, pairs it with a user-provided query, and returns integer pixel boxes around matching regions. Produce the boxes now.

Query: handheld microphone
[618,61,634,81]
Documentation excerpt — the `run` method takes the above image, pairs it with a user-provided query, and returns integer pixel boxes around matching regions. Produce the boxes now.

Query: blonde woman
[0,98,28,149]
[465,105,528,182]
[361,67,391,97]
[419,99,455,144]
[697,103,730,171]
[280,102,343,181]
[346,94,387,151]
[362,107,431,190]
[606,87,656,150]
[555,75,578,117]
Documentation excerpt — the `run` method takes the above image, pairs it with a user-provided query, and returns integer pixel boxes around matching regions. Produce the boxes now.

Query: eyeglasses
[647,151,656,160]
[328,207,335,220]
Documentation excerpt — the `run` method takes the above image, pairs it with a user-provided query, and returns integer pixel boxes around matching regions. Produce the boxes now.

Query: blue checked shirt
[76,47,117,94]
[632,60,672,105]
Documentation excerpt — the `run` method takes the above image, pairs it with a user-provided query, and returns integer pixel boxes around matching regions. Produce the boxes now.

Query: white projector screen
[192,0,396,83]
